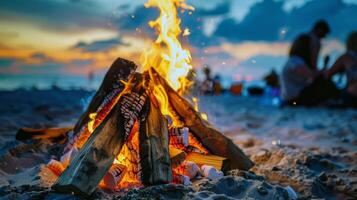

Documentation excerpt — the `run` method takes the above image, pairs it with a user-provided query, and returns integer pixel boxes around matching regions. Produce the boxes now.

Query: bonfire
[17,0,253,196]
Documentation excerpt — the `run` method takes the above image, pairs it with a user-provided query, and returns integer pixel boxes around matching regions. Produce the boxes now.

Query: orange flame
[140,0,194,126]
[140,0,194,92]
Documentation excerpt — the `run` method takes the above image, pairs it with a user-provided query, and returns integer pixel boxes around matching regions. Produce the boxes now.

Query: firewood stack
[16,57,254,196]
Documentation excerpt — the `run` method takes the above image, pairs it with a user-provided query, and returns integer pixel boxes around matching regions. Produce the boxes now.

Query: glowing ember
[50,0,216,191]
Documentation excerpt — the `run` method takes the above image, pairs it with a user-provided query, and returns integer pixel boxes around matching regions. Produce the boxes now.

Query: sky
[0,0,357,89]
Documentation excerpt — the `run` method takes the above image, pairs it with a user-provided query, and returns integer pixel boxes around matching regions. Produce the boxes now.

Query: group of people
[281,20,357,107]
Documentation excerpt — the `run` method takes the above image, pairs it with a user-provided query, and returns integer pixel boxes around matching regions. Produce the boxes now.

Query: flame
[87,113,97,133]
[140,0,194,92]
[192,97,208,121]
[140,0,194,126]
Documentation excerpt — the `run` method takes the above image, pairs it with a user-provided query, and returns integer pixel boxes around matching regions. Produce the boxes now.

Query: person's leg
[296,75,340,106]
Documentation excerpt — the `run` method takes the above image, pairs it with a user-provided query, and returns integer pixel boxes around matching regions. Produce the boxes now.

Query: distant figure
[263,69,280,88]
[200,65,214,95]
[88,70,94,90]
[325,32,357,107]
[213,75,223,95]
[308,20,331,70]
[280,35,339,106]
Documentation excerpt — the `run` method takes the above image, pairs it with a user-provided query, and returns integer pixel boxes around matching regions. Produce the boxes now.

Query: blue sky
[0,0,356,89]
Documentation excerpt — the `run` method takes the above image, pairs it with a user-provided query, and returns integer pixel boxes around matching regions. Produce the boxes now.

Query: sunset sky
[0,0,356,89]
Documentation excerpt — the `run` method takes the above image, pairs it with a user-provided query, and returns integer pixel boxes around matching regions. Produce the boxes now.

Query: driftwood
[149,68,254,171]
[139,97,173,185]
[73,57,136,135]
[53,74,147,196]
[186,152,230,172]
[16,127,73,144]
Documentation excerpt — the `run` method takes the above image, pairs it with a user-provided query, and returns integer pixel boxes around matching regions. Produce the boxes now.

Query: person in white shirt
[281,34,339,106]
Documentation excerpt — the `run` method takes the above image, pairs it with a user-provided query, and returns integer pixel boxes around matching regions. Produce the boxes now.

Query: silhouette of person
[325,32,357,107]
[280,34,339,106]
[200,65,214,95]
[308,20,331,70]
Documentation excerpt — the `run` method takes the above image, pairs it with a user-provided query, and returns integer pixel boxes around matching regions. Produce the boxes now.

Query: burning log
[52,73,148,196]
[102,164,127,190]
[169,147,186,167]
[150,68,254,171]
[15,58,136,145]
[73,57,136,135]
[139,96,173,185]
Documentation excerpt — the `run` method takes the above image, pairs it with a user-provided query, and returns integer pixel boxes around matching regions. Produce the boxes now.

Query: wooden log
[149,68,254,171]
[53,73,147,196]
[73,57,137,134]
[169,147,187,167]
[139,97,173,185]
[186,152,230,172]
[16,127,73,144]
[15,58,136,146]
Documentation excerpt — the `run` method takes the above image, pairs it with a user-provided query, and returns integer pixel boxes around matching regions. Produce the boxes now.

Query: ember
[16,0,253,196]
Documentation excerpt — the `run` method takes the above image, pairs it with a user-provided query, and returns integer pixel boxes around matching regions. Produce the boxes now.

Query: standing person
[309,20,331,70]
[325,32,357,107]
[280,35,339,106]
[200,65,214,95]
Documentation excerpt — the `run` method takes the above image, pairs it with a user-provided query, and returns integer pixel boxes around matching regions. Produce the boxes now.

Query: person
[308,20,331,70]
[325,32,357,107]
[264,69,280,88]
[263,69,280,97]
[212,74,222,95]
[200,65,214,95]
[280,34,339,106]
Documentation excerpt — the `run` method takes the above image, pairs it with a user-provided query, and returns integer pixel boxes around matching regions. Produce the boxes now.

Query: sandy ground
[0,89,356,200]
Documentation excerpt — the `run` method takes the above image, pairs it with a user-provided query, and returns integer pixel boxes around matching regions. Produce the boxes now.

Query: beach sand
[0,89,356,199]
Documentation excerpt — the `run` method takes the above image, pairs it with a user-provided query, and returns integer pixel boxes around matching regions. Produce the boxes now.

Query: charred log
[139,96,173,185]
[73,57,136,135]
[52,74,147,196]
[149,68,254,171]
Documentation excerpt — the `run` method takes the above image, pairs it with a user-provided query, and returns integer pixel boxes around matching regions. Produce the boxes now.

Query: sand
[0,89,356,199]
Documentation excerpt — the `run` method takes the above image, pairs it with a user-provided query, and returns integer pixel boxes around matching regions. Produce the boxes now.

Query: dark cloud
[70,59,93,66]
[214,0,287,41]
[115,4,221,47]
[115,6,157,33]
[214,0,357,42]
[196,1,230,16]
[72,37,127,52]
[31,52,48,60]
[0,0,109,32]
[286,0,357,40]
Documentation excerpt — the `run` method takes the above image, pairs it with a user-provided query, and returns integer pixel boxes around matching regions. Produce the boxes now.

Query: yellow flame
[140,0,194,92]
[87,113,97,133]
[192,97,208,120]
[140,0,195,126]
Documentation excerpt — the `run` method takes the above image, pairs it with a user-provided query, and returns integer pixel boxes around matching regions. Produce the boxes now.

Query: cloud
[0,0,109,32]
[206,41,290,61]
[214,0,286,41]
[214,0,357,42]
[72,37,127,52]
[196,1,231,16]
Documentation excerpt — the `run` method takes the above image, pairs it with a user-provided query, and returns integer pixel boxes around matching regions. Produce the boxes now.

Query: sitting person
[280,34,339,106]
[325,32,357,107]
